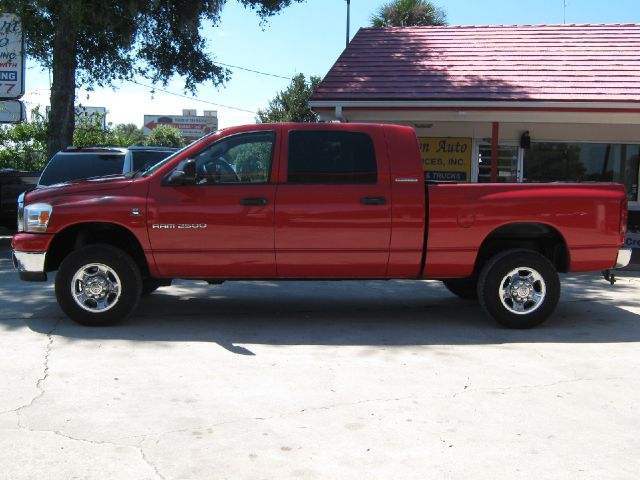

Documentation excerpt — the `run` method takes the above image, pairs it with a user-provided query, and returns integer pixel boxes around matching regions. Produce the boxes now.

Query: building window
[523,143,640,201]
[287,131,377,184]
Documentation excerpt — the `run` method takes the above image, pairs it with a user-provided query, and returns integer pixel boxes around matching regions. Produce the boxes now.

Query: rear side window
[39,153,125,186]
[287,131,377,184]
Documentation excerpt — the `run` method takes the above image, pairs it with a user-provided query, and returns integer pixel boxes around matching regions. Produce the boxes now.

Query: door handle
[240,197,269,206]
[360,196,387,206]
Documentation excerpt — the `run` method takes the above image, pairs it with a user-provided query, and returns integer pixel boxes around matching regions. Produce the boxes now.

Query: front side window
[287,131,377,184]
[524,142,640,201]
[193,131,275,185]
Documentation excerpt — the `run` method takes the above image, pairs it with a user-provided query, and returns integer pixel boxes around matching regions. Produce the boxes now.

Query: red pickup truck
[12,123,630,328]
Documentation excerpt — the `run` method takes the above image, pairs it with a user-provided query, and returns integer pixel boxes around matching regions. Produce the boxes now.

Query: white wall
[413,122,640,144]
[319,108,640,144]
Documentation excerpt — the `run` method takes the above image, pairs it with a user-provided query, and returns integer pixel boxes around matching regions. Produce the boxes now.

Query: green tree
[370,0,447,27]
[72,112,119,147]
[0,108,48,171]
[144,126,185,148]
[1,1,305,161]
[257,73,322,123]
[232,142,272,182]
[113,124,146,146]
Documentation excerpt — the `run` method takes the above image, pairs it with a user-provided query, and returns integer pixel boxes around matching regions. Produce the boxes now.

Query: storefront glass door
[477,144,522,183]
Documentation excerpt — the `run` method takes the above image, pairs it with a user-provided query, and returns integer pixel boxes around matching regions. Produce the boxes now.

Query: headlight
[24,203,53,233]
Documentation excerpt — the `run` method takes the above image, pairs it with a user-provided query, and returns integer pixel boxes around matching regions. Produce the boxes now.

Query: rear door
[274,126,392,277]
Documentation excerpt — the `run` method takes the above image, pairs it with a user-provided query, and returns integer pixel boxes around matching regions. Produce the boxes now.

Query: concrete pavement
[1,238,639,479]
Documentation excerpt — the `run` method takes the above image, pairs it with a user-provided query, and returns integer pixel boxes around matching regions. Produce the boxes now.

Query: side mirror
[164,159,196,186]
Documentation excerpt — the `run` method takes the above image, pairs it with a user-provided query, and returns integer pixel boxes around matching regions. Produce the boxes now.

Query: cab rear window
[287,131,377,184]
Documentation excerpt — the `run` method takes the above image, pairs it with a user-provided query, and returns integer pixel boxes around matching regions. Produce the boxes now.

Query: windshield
[39,152,125,186]
[142,131,221,177]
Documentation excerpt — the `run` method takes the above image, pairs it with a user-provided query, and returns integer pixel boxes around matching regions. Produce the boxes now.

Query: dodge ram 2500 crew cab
[12,123,631,328]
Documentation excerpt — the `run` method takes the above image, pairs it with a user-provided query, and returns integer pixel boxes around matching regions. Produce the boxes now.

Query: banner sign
[418,137,473,182]
[0,14,25,99]
[144,114,219,141]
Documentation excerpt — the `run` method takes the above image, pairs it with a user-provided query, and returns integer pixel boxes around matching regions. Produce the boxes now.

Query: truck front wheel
[478,249,560,329]
[55,245,142,326]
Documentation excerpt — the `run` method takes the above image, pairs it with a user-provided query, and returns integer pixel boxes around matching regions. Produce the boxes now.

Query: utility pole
[346,0,351,48]
[563,0,567,24]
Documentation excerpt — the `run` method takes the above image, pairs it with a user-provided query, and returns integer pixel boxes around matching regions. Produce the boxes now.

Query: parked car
[0,169,40,229]
[124,146,179,174]
[38,146,178,187]
[12,123,630,328]
[38,147,125,187]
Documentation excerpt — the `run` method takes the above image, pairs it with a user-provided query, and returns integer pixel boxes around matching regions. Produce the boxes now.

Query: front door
[147,130,278,278]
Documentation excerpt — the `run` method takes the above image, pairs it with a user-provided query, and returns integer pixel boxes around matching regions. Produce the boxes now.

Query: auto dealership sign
[0,14,25,99]
[419,137,473,182]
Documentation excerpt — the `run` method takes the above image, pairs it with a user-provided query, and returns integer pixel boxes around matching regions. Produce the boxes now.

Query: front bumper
[615,248,632,269]
[12,250,47,281]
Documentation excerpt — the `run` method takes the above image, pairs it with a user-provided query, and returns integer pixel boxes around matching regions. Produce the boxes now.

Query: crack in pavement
[0,319,61,423]
[452,376,640,398]
[0,319,166,479]
[16,319,62,428]
[139,440,167,480]
[0,425,165,480]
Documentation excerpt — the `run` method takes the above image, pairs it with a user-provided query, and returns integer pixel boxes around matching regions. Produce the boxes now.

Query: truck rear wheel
[55,244,142,326]
[442,277,478,300]
[478,249,560,329]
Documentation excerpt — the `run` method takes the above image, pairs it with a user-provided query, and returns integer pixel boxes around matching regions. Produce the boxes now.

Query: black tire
[55,244,142,326]
[142,278,172,296]
[442,277,478,300]
[477,249,560,329]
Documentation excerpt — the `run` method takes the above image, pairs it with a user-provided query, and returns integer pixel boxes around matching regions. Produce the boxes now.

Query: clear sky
[20,0,640,129]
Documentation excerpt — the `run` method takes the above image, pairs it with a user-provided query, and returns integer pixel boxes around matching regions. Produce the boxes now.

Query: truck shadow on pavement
[5,271,640,355]
[2,241,639,353]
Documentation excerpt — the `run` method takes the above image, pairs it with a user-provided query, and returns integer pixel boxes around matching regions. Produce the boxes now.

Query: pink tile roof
[311,24,640,103]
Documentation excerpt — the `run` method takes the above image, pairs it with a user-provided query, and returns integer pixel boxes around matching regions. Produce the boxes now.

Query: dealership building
[310,24,640,261]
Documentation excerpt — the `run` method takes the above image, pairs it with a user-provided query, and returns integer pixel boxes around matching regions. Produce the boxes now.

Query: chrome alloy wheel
[499,267,546,315]
[71,263,122,313]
